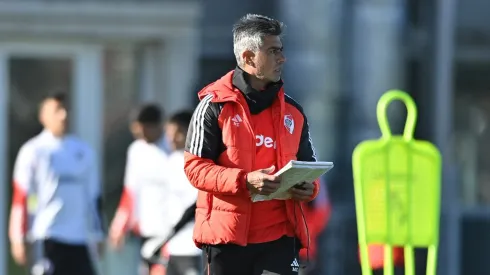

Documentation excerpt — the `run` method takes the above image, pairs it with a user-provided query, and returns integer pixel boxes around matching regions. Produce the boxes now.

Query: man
[184,14,319,275]
[109,103,171,275]
[9,92,105,275]
[161,110,201,275]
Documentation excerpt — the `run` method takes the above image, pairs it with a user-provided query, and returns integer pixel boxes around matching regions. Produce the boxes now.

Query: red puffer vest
[184,70,320,248]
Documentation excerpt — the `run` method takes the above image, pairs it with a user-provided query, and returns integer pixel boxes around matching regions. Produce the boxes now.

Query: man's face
[39,99,68,135]
[164,122,186,151]
[253,35,286,83]
[131,122,163,143]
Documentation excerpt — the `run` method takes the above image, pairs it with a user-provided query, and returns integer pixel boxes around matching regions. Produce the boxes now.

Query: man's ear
[130,122,142,138]
[176,132,186,144]
[242,50,256,67]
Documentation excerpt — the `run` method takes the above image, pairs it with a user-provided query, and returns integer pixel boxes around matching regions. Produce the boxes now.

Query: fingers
[13,254,26,265]
[289,186,314,201]
[293,182,314,190]
[11,244,26,266]
[262,174,281,183]
[116,237,125,249]
[289,188,313,197]
[109,234,124,250]
[289,192,312,201]
[260,165,275,174]
[303,182,315,188]
[13,255,26,266]
[259,181,280,195]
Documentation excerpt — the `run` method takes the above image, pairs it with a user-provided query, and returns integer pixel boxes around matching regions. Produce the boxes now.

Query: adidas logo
[290,258,299,272]
[231,114,242,127]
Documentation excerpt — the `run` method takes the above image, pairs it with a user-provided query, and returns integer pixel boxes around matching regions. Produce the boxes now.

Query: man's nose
[277,53,286,64]
[59,109,68,121]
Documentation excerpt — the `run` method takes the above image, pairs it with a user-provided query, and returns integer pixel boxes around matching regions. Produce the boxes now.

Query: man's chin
[269,76,282,83]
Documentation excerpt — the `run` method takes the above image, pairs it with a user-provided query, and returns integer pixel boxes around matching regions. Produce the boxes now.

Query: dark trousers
[203,236,301,275]
[41,238,96,275]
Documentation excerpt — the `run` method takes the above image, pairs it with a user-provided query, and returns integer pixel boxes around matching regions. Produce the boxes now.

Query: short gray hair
[232,14,284,66]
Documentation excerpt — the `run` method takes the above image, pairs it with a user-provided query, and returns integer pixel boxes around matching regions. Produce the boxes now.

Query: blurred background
[0,0,488,274]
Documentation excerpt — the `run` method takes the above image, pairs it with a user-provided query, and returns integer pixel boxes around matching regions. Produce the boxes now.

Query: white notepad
[251,160,334,202]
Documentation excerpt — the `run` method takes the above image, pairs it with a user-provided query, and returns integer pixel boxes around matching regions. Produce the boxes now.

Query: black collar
[232,66,283,114]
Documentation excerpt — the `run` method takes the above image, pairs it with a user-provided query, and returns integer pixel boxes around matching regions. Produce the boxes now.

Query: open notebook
[251,160,334,202]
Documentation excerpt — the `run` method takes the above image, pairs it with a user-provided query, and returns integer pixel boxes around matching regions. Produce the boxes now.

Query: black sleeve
[285,95,317,162]
[185,95,224,162]
[297,114,317,161]
[172,202,196,233]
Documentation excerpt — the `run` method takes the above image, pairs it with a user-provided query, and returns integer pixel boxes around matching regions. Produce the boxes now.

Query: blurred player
[299,177,331,275]
[9,92,105,275]
[358,243,404,274]
[108,103,170,275]
[368,245,404,275]
[161,110,201,275]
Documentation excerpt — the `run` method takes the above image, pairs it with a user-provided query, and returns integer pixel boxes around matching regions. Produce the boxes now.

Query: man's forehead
[40,98,65,110]
[40,98,55,109]
[262,35,282,48]
[166,123,179,131]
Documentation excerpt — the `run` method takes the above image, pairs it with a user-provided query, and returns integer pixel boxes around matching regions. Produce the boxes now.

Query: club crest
[284,114,294,134]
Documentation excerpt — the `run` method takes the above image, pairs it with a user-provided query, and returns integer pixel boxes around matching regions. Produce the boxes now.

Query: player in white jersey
[108,104,170,274]
[9,92,105,275]
[161,110,201,275]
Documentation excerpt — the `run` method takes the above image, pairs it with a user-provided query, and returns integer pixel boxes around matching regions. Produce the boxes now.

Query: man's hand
[246,165,281,195]
[289,182,315,201]
[10,241,26,266]
[108,229,125,250]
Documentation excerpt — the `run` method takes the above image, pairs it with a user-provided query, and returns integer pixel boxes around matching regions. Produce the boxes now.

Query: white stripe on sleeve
[189,94,213,157]
[306,121,317,161]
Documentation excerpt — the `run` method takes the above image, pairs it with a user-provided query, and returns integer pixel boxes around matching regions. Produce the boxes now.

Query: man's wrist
[240,171,249,192]
[9,237,25,244]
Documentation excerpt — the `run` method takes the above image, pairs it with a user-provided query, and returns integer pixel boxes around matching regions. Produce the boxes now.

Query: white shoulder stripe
[306,121,317,160]
[189,94,213,156]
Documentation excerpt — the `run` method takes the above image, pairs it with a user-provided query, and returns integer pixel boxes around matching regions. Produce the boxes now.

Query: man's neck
[241,66,269,91]
[249,77,268,91]
[44,129,65,138]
